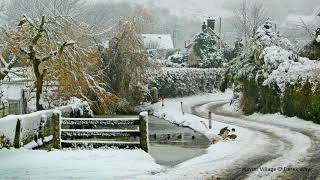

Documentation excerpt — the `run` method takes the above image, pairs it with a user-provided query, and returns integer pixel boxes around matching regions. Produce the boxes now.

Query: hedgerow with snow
[225,19,320,122]
[148,67,223,97]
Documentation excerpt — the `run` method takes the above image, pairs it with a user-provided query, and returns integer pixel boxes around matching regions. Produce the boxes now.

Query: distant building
[185,17,224,50]
[142,34,174,50]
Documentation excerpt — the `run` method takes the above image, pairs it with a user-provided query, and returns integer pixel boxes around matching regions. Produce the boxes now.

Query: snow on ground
[140,90,315,179]
[1,90,318,179]
[138,90,272,179]
[219,102,316,180]
[0,149,163,180]
[23,135,53,150]
[250,113,320,140]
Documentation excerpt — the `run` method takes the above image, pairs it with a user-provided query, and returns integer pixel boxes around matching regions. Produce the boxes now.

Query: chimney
[207,18,216,31]
[202,22,207,32]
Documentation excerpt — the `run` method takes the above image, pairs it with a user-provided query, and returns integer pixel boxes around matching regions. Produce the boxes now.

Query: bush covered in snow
[148,68,223,97]
[225,19,320,123]
[191,32,223,68]
[167,50,188,65]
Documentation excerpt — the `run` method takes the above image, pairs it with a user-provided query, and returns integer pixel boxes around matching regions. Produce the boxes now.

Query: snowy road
[193,101,320,180]
[139,91,320,179]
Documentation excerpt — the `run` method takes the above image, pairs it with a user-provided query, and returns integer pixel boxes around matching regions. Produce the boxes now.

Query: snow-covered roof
[142,34,174,50]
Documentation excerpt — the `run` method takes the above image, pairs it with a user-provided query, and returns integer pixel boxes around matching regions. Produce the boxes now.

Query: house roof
[142,34,174,50]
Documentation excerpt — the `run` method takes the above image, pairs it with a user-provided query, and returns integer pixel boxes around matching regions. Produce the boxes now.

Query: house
[185,17,224,50]
[0,68,31,115]
[142,34,174,50]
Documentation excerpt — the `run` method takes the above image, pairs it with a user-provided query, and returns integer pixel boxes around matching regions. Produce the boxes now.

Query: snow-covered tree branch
[3,15,114,112]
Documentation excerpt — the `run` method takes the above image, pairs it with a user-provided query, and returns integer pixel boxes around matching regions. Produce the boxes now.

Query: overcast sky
[93,0,319,44]
[95,0,320,23]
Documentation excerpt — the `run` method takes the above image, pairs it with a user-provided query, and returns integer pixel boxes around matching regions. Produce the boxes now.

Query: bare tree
[233,0,268,44]
[4,15,111,111]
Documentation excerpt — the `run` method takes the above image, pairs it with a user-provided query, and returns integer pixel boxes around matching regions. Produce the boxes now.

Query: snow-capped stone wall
[0,98,92,148]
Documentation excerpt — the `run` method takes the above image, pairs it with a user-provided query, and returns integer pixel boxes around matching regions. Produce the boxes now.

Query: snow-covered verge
[0,98,92,148]
[147,67,223,97]
[0,149,162,180]
[138,90,272,179]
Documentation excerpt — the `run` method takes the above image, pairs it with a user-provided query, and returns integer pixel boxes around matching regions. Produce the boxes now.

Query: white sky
[93,0,320,23]
[92,0,320,43]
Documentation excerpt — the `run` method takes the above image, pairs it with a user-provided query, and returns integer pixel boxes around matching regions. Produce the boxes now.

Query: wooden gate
[52,112,149,152]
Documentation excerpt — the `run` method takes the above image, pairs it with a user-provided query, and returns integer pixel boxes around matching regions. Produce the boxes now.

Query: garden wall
[0,100,92,148]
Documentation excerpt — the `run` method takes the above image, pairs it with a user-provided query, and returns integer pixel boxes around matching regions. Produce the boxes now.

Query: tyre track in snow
[191,101,316,180]
[277,129,320,180]
[191,101,292,180]
[206,103,320,180]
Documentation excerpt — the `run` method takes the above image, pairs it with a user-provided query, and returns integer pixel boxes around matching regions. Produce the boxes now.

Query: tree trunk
[33,60,44,111]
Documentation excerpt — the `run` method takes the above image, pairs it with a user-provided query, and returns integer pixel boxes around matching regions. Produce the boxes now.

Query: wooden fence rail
[52,111,149,152]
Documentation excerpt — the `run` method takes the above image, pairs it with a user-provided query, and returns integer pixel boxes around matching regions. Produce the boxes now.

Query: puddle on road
[148,116,210,167]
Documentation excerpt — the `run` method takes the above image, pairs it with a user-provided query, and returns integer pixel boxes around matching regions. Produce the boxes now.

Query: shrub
[148,68,223,97]
[0,135,11,149]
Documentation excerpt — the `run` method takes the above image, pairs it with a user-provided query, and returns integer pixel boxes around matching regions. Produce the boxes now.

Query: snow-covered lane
[141,90,318,179]
[199,101,318,180]
[139,91,277,179]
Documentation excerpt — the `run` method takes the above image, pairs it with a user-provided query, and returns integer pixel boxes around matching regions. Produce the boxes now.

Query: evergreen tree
[192,32,223,68]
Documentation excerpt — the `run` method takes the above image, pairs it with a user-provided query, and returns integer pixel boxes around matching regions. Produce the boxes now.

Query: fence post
[161,97,165,107]
[14,119,22,148]
[151,87,159,103]
[70,108,74,118]
[8,104,11,114]
[181,102,184,115]
[52,111,61,149]
[39,115,46,142]
[21,89,28,114]
[139,111,149,152]
[1,102,4,117]
[208,112,212,129]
